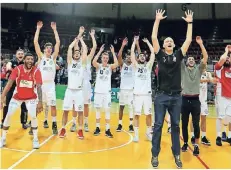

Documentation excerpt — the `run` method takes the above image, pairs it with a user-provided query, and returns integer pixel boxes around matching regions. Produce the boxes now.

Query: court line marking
[7,120,72,169]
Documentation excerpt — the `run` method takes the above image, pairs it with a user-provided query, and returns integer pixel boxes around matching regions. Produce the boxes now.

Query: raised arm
[181,10,193,56]
[74,26,85,51]
[118,38,128,66]
[217,45,231,67]
[135,36,141,55]
[67,37,79,64]
[131,36,139,67]
[196,36,208,65]
[80,37,88,65]
[152,9,167,53]
[88,29,97,60]
[110,45,119,70]
[33,21,43,59]
[51,22,60,60]
[143,38,155,68]
[92,44,105,69]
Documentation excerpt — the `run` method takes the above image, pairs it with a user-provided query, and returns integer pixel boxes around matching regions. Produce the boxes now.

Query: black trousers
[181,96,201,143]
[2,89,28,125]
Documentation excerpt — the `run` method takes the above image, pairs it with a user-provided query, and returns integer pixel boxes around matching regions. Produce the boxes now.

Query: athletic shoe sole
[201,142,211,146]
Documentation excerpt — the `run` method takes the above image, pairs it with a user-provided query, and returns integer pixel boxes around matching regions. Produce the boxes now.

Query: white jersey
[120,63,134,90]
[67,59,84,90]
[39,56,56,82]
[94,64,112,94]
[83,61,91,82]
[133,64,152,95]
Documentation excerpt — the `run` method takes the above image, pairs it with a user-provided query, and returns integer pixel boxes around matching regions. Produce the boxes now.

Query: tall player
[214,45,231,146]
[131,36,155,142]
[116,37,134,132]
[69,29,97,132]
[92,44,118,138]
[0,53,43,149]
[34,21,60,134]
[59,27,87,139]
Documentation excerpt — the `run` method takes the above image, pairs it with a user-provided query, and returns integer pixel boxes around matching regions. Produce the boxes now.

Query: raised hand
[225,45,231,53]
[51,22,57,30]
[155,9,167,21]
[89,29,95,37]
[182,10,194,23]
[110,45,115,53]
[37,21,43,29]
[100,44,105,52]
[196,36,203,45]
[79,26,85,35]
[122,37,128,46]
[142,38,149,43]
[134,36,139,42]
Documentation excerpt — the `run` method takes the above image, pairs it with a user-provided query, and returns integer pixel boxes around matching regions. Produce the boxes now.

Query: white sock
[146,126,151,134]
[84,117,88,125]
[52,116,56,122]
[129,120,133,125]
[191,132,194,137]
[118,120,122,125]
[72,117,77,124]
[106,123,110,130]
[216,119,222,137]
[2,130,7,138]
[217,132,221,137]
[223,126,227,132]
[134,127,139,137]
[78,124,83,130]
[44,105,49,121]
[201,132,206,137]
[194,143,199,147]
[96,123,100,128]
[32,129,38,140]
[168,123,171,128]
[228,131,231,138]
[62,125,65,129]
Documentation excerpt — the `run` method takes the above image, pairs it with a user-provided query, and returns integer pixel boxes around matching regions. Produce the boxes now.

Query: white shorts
[42,82,56,106]
[200,102,209,116]
[133,94,152,115]
[215,95,231,119]
[83,81,91,105]
[119,89,133,106]
[94,93,111,109]
[63,88,84,112]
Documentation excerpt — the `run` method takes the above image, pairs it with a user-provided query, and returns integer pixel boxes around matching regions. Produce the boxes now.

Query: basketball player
[116,37,134,132]
[69,29,97,132]
[1,49,28,129]
[0,53,43,149]
[92,44,118,138]
[190,66,213,146]
[131,36,155,142]
[34,21,60,134]
[59,28,87,139]
[214,45,231,146]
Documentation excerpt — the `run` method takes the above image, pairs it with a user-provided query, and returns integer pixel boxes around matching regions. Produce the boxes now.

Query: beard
[223,62,231,68]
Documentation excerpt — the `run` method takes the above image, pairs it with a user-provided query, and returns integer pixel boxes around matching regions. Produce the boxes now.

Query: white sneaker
[33,138,40,149]
[70,123,77,132]
[133,135,139,142]
[84,123,89,132]
[0,138,6,148]
[146,133,152,141]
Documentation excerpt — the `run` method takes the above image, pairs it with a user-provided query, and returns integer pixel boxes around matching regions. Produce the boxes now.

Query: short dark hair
[44,42,53,48]
[16,49,24,53]
[24,53,33,59]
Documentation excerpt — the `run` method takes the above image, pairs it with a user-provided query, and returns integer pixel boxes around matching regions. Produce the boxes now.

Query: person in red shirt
[214,45,231,146]
[0,53,43,149]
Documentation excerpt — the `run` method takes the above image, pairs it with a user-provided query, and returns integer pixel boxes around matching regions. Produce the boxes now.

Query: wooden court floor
[1,100,231,169]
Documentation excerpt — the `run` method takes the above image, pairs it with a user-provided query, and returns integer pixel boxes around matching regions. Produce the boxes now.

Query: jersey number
[100,70,103,74]
[72,64,77,68]
[138,68,143,73]
[43,61,46,65]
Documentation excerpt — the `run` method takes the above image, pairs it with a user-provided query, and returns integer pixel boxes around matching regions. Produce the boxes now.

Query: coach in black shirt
[1,49,28,129]
[151,9,193,168]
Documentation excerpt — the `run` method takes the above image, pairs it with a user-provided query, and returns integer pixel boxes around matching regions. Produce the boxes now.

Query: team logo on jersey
[77,64,81,69]
[19,80,33,88]
[105,70,109,75]
[49,60,53,65]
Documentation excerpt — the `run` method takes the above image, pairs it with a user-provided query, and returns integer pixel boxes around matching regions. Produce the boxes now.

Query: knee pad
[31,117,38,128]
[105,108,110,120]
[96,108,101,119]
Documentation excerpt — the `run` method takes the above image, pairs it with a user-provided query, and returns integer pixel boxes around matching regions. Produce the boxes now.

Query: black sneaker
[105,129,113,138]
[216,137,222,146]
[181,143,188,152]
[129,124,134,133]
[116,124,122,132]
[43,120,49,128]
[151,156,159,169]
[227,138,231,146]
[193,145,199,156]
[94,127,100,136]
[191,136,195,145]
[174,155,183,169]
[167,127,171,134]
[22,124,28,129]
[27,121,31,128]
[29,127,33,135]
[222,132,227,142]
[52,122,58,135]
[201,136,211,146]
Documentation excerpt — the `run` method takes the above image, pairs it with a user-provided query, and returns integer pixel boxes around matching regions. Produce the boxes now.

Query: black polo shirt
[155,49,184,93]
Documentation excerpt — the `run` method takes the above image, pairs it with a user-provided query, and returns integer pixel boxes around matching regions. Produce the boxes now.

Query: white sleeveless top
[133,64,152,95]
[120,63,134,90]
[199,72,210,102]
[94,64,111,94]
[67,59,84,90]
[38,56,56,82]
